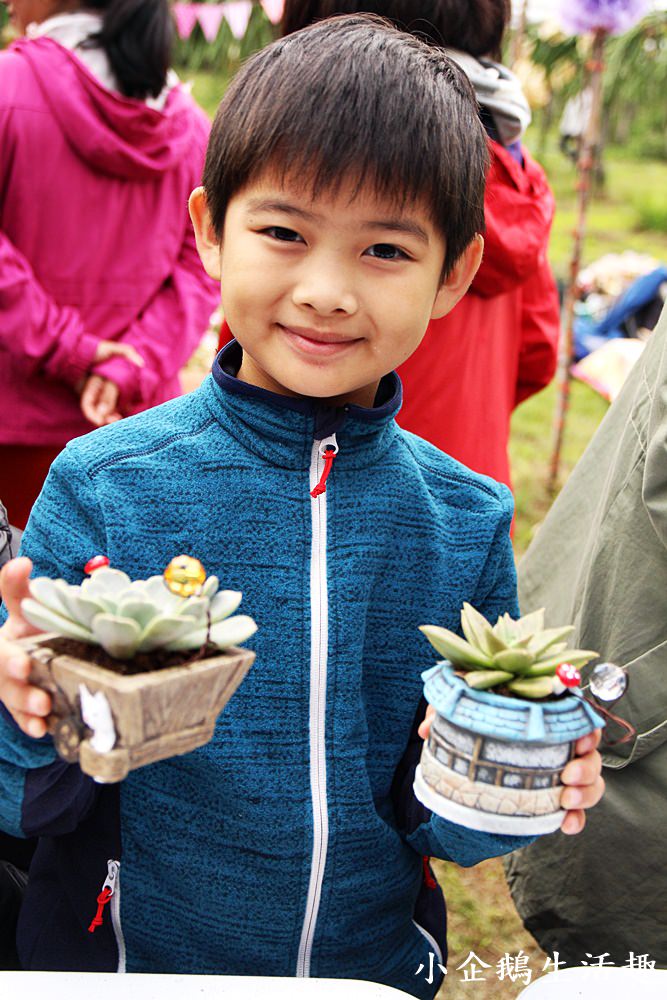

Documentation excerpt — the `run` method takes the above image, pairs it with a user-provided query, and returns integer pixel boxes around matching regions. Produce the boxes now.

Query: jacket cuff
[58,332,100,385]
[92,355,145,409]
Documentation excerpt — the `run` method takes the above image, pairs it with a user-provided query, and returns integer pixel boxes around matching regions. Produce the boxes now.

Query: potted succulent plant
[19,556,257,783]
[413,604,605,835]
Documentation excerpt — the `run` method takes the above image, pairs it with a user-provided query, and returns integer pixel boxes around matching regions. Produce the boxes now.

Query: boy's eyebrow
[361,219,430,245]
[246,198,430,244]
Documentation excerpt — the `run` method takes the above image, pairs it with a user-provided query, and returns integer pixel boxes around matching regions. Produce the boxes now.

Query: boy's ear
[189,187,222,281]
[431,235,484,320]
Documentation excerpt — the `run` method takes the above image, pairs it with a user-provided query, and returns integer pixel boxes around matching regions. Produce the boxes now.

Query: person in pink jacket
[0,0,219,528]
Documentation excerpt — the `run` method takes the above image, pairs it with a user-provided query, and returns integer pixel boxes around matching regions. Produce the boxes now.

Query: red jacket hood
[472,140,556,298]
[10,37,201,180]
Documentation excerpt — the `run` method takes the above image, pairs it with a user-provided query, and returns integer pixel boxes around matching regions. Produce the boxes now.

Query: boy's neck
[236,352,381,410]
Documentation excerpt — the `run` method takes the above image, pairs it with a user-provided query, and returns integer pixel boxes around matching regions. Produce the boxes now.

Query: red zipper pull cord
[88,887,112,933]
[422,856,437,890]
[310,447,337,498]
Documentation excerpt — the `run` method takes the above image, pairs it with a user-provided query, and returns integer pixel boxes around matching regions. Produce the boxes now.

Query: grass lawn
[184,67,663,995]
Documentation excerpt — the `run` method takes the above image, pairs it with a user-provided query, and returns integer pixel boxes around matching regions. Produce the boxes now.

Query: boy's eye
[261,226,305,243]
[365,243,409,261]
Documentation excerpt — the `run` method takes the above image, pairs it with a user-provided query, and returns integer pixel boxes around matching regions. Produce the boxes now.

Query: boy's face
[190,172,482,408]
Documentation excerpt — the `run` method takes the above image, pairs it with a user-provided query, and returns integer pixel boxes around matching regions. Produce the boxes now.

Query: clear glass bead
[589,661,628,702]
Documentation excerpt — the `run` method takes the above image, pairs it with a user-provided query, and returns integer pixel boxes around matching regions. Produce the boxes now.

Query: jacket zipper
[296,434,338,977]
[89,860,126,973]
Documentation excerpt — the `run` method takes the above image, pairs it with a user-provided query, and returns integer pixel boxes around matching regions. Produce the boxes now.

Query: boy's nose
[291,268,358,316]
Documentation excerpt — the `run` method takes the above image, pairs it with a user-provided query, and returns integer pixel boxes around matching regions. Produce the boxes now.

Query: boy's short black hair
[203,14,488,275]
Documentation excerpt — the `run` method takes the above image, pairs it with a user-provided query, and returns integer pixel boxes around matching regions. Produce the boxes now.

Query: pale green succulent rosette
[420,603,597,700]
[21,568,257,660]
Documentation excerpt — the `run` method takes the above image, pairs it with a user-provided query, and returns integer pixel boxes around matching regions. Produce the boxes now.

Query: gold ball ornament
[163,555,207,597]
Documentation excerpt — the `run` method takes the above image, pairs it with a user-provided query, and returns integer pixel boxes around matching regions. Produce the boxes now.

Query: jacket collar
[204,339,402,469]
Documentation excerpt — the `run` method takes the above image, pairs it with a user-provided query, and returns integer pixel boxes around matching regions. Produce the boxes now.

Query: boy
[0,16,602,998]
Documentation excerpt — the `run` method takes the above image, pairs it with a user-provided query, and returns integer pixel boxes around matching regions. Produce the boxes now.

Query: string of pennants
[173,2,285,42]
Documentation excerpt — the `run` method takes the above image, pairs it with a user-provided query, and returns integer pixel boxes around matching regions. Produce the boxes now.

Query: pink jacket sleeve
[92,216,219,412]
[0,230,99,385]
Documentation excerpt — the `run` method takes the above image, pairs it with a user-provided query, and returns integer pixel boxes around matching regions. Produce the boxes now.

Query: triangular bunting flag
[224,1,253,40]
[197,3,227,43]
[260,0,285,25]
[173,2,200,40]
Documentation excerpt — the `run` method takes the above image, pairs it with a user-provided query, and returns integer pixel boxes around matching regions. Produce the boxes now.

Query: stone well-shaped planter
[22,633,255,784]
[414,662,604,835]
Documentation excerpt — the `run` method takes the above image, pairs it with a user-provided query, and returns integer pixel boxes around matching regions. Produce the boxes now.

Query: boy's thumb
[0,557,39,638]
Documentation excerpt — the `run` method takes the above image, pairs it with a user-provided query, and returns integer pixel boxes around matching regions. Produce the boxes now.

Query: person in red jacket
[281,0,559,488]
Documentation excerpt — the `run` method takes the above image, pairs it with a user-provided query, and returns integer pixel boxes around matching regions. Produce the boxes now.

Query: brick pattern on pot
[421,745,562,817]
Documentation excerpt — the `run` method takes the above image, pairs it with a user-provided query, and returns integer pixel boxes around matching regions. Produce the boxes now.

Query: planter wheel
[53,715,84,763]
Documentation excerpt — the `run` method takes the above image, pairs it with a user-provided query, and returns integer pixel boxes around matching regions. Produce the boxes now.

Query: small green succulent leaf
[529,626,575,658]
[507,676,555,699]
[167,627,208,651]
[137,615,200,653]
[116,597,160,630]
[491,615,513,646]
[209,590,243,623]
[200,575,219,599]
[491,648,534,674]
[419,626,493,668]
[509,634,534,651]
[172,596,208,623]
[28,578,72,619]
[512,608,545,640]
[21,598,95,642]
[464,670,514,690]
[209,614,258,649]
[526,649,598,674]
[141,576,185,613]
[82,569,132,600]
[460,603,496,657]
[90,614,142,659]
[59,589,108,629]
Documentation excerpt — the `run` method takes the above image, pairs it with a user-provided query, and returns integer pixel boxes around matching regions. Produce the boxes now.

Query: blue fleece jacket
[0,343,531,998]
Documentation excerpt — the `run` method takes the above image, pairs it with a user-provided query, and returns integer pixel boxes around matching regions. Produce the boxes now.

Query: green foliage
[633,191,667,234]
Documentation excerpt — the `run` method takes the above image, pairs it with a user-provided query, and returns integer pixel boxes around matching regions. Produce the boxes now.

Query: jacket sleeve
[91,115,219,412]
[604,315,667,767]
[0,447,108,839]
[0,230,99,386]
[392,486,538,865]
[472,144,555,300]
[514,257,560,407]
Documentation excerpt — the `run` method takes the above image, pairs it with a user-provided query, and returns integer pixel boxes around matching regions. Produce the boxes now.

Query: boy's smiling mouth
[278,323,363,358]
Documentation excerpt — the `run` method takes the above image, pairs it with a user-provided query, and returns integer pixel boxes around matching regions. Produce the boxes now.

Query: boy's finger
[574,728,601,755]
[0,558,38,638]
[0,677,51,718]
[418,704,436,740]
[13,710,48,740]
[560,809,585,836]
[560,776,605,812]
[561,749,602,787]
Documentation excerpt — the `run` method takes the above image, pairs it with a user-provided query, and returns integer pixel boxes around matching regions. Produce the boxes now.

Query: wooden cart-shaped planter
[22,634,255,783]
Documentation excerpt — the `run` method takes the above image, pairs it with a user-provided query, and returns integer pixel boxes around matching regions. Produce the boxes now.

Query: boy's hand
[0,557,51,739]
[418,704,605,836]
